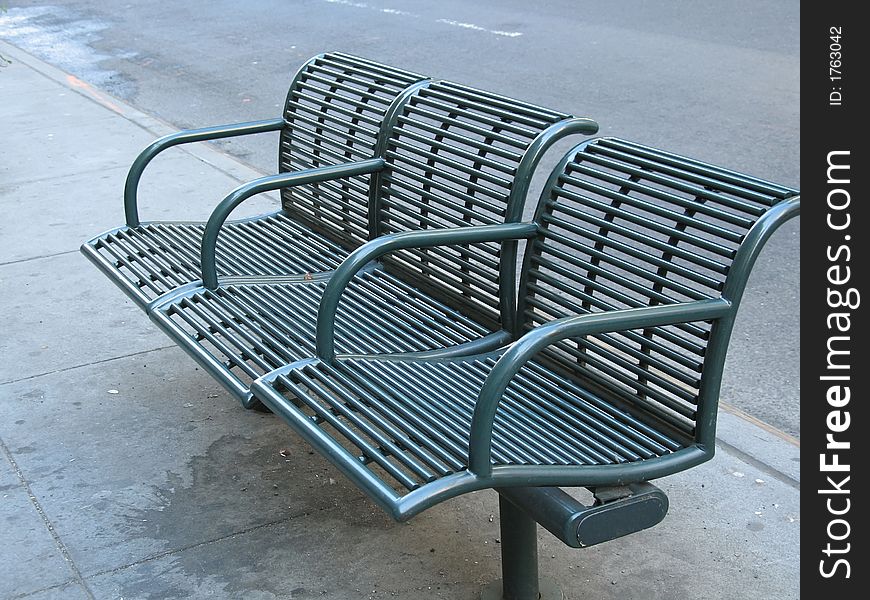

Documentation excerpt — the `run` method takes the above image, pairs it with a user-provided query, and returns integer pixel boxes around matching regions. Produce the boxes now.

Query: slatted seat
[86,215,350,305]
[151,267,492,401]
[148,81,598,407]
[250,137,800,521]
[82,52,427,308]
[256,355,683,492]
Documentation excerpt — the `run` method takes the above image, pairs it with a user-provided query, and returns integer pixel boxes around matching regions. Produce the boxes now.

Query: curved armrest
[124,118,286,227]
[200,158,386,289]
[315,222,539,362]
[467,297,733,476]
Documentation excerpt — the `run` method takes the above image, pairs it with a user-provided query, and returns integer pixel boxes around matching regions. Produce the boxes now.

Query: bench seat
[150,267,495,405]
[252,352,689,519]
[83,213,350,307]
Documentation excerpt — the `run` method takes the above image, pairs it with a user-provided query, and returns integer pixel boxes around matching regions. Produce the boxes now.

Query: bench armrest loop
[124,118,286,227]
[200,158,387,289]
[316,222,539,362]
[468,298,733,476]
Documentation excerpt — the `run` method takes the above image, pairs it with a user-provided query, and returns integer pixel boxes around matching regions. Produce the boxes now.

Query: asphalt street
[1,0,801,436]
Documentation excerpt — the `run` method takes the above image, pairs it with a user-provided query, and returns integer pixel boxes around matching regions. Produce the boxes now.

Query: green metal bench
[247,137,799,598]
[82,52,428,309]
[82,54,799,600]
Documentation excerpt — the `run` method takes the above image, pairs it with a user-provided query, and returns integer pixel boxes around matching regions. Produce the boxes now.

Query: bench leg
[480,495,564,600]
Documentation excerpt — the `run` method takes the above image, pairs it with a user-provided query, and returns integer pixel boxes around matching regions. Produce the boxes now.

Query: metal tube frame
[124,118,286,227]
[314,222,539,362]
[199,158,386,289]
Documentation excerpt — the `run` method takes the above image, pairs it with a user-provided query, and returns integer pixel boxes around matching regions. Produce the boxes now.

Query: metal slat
[537,349,697,436]
[559,189,735,260]
[595,138,794,200]
[346,361,538,466]
[113,230,194,287]
[425,361,622,464]
[390,132,517,176]
[285,109,379,146]
[285,370,422,491]
[360,270,489,337]
[381,184,491,229]
[395,116,523,162]
[282,126,373,162]
[544,200,731,274]
[385,171,504,219]
[167,301,264,378]
[327,363,471,469]
[418,87,557,129]
[537,228,721,300]
[287,90,383,127]
[520,362,684,451]
[384,147,512,189]
[321,54,424,85]
[400,106,527,148]
[386,360,576,465]
[299,72,396,106]
[573,153,767,218]
[532,245,710,306]
[409,96,540,139]
[557,175,745,245]
[344,278,474,348]
[299,367,441,482]
[566,161,758,228]
[560,338,700,404]
[306,64,408,97]
[100,233,173,294]
[182,293,286,372]
[387,152,509,204]
[436,81,569,122]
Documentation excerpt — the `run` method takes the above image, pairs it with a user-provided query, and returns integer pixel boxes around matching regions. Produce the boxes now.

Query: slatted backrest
[518,137,799,439]
[279,52,426,249]
[374,81,574,331]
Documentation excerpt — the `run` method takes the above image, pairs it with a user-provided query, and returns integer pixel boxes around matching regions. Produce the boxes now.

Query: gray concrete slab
[0,54,61,96]
[1,117,151,187]
[0,460,74,597]
[0,252,168,383]
[716,410,800,485]
[1,79,117,136]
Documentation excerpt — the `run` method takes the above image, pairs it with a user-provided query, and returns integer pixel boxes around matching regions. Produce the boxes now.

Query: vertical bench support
[481,495,564,600]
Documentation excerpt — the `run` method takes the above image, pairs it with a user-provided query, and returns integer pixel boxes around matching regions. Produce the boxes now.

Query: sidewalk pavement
[0,41,800,600]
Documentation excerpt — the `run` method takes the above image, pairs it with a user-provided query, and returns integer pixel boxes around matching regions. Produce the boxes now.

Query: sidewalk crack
[0,345,177,386]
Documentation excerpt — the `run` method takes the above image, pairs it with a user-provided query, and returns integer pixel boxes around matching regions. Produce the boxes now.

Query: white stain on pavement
[0,5,136,98]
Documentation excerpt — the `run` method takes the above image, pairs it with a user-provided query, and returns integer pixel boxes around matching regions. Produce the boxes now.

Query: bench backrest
[517,137,799,443]
[373,81,586,332]
[279,52,426,248]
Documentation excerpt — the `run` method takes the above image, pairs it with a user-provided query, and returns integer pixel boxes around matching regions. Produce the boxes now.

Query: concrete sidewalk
[0,42,799,600]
